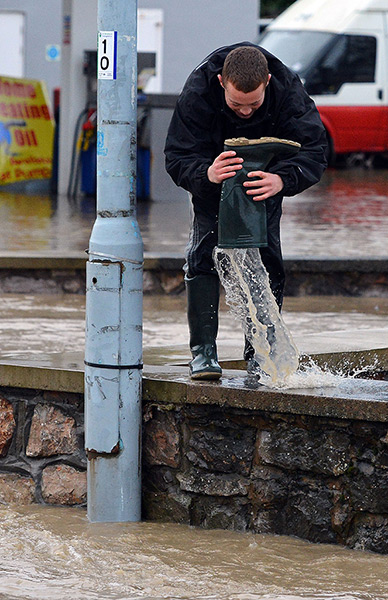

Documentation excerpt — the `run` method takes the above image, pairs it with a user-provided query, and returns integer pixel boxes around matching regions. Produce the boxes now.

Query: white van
[259,0,388,163]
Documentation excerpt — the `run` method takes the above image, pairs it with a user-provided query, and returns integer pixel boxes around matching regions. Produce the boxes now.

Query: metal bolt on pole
[84,0,142,522]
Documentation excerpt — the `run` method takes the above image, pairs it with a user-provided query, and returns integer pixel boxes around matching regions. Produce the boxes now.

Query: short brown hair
[222,46,269,93]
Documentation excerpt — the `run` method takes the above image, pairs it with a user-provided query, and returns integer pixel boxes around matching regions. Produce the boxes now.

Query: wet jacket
[164,42,327,217]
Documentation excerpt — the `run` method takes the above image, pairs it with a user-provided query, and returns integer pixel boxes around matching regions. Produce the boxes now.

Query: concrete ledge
[143,365,388,423]
[0,362,84,393]
[0,254,87,269]
[0,358,386,423]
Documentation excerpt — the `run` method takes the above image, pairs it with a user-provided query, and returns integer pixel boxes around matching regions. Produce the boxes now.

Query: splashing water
[214,247,300,386]
[214,247,382,389]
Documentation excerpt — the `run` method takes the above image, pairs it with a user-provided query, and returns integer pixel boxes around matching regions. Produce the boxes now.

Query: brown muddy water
[0,295,387,599]
[0,505,388,600]
[0,294,386,366]
[0,168,387,258]
[0,168,387,598]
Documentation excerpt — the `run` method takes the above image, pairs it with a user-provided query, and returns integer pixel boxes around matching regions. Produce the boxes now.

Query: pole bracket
[84,360,143,370]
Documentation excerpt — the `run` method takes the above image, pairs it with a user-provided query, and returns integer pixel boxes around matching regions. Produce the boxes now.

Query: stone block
[191,496,249,531]
[186,425,255,476]
[143,466,177,493]
[26,404,78,457]
[252,509,283,534]
[143,410,180,468]
[143,271,162,294]
[142,490,191,523]
[348,513,388,554]
[258,428,351,476]
[374,447,388,470]
[0,473,35,504]
[177,471,249,496]
[159,272,184,294]
[348,470,388,513]
[0,397,15,456]
[249,466,289,509]
[41,464,86,505]
[280,478,337,544]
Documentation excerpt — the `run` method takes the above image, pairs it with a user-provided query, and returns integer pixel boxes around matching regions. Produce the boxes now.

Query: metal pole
[85,0,142,522]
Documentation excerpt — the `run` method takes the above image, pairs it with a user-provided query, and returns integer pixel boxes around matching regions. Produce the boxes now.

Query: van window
[260,30,335,76]
[260,30,377,96]
[307,34,377,95]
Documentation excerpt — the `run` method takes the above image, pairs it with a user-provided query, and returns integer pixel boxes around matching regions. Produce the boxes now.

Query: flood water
[0,168,387,258]
[0,505,388,600]
[0,293,386,367]
[0,169,387,598]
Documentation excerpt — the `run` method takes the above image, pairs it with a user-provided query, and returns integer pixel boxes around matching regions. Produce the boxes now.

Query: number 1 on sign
[98,31,117,80]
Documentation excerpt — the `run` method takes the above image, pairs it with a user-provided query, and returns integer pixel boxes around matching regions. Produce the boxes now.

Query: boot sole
[190,371,222,381]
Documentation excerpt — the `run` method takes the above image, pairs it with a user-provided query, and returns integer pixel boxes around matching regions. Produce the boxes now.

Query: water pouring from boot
[214,136,301,387]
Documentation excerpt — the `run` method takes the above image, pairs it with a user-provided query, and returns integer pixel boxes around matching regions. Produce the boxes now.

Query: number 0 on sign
[98,31,117,79]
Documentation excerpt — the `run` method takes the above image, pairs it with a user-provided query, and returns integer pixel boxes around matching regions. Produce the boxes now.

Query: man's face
[218,74,270,120]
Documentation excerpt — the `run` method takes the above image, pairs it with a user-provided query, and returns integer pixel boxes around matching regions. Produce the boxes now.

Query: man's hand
[243,171,284,201]
[207,151,243,184]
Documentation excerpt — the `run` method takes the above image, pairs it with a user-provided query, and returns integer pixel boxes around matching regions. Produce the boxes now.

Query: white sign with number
[98,31,117,80]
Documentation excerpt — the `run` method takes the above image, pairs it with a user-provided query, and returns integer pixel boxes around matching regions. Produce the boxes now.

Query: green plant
[261,0,296,18]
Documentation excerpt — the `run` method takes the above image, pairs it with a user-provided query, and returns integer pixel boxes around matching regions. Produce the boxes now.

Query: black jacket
[164,42,327,216]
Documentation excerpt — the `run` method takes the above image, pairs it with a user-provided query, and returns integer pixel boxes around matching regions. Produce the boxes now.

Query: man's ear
[266,74,272,86]
[218,74,224,88]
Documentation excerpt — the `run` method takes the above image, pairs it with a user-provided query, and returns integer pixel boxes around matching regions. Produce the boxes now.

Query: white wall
[0,0,62,100]
[139,0,258,92]
[0,0,259,194]
[58,0,98,194]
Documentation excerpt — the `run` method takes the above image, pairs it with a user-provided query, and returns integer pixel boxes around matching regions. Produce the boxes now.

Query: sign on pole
[98,31,117,80]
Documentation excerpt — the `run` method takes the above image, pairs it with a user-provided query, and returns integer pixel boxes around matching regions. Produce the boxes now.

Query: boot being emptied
[214,137,301,386]
[218,136,301,249]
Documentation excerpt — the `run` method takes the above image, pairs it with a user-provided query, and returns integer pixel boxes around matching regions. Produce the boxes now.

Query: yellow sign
[0,76,55,185]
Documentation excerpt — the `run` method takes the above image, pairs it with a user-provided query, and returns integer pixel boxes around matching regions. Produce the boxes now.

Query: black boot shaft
[186,274,222,379]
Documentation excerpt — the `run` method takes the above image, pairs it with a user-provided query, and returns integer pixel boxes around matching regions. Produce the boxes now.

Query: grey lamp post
[85,0,142,523]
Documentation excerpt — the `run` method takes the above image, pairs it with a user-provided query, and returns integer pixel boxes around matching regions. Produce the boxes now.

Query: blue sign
[46,45,61,62]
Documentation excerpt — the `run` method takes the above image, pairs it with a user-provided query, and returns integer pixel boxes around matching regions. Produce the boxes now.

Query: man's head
[218,46,271,119]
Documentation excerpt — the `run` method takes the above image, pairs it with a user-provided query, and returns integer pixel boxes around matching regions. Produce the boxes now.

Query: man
[164,43,327,380]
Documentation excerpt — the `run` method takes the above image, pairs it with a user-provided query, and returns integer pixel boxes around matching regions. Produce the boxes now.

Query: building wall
[139,0,258,92]
[0,0,258,97]
[0,0,258,194]
[0,0,62,101]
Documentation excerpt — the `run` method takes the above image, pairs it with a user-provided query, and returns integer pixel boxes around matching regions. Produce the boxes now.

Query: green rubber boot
[218,136,301,249]
[186,274,222,380]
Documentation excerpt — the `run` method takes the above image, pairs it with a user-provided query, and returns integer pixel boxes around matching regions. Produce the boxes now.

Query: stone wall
[0,389,86,506]
[1,383,388,554]
[142,401,388,554]
[0,257,387,296]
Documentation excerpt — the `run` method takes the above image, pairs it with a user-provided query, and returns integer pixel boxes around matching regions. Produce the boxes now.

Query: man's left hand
[243,171,284,201]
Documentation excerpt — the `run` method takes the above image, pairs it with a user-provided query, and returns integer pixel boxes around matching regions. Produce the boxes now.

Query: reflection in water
[0,191,95,253]
[0,168,387,257]
[0,193,53,251]
[281,168,388,257]
[0,505,387,600]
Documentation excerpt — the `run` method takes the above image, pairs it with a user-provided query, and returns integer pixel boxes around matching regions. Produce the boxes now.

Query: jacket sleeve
[268,76,328,196]
[164,89,221,200]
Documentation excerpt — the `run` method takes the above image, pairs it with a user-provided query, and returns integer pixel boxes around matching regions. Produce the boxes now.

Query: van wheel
[324,130,336,167]
[372,152,388,168]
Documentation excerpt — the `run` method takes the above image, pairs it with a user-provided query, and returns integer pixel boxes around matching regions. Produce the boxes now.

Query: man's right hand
[207,151,243,184]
